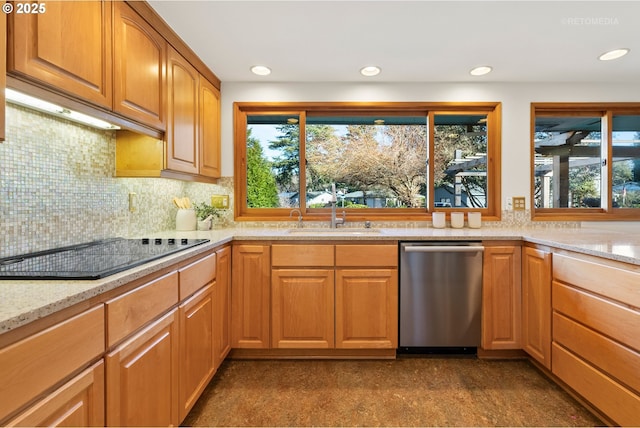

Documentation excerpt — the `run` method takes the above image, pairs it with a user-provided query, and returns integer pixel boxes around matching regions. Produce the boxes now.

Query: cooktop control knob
[181,238,188,245]
[168,238,176,245]
[155,238,162,245]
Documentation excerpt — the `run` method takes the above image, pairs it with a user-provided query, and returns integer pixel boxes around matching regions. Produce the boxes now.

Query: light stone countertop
[1,226,639,335]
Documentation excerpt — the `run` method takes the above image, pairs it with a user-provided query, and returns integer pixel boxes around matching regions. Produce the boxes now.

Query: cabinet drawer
[271,245,334,267]
[0,305,105,422]
[552,342,640,426]
[554,312,640,394]
[106,271,178,347]
[335,245,398,267]
[179,252,216,300]
[553,281,640,352]
[553,253,640,309]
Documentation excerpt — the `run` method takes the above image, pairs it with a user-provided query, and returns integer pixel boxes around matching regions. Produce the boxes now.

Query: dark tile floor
[183,357,602,427]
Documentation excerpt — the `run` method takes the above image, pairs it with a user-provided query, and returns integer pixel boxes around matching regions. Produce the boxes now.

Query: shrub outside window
[235,102,501,222]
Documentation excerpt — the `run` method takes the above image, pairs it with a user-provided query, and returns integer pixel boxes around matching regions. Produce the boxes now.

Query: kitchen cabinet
[271,269,335,348]
[335,245,398,349]
[521,245,552,369]
[178,284,215,422]
[166,46,199,175]
[232,244,271,349]
[551,253,640,426]
[199,77,222,178]
[215,246,232,364]
[6,360,104,427]
[113,1,166,129]
[177,254,217,421]
[481,244,522,350]
[271,244,334,349]
[7,0,113,108]
[0,305,105,424]
[106,309,180,427]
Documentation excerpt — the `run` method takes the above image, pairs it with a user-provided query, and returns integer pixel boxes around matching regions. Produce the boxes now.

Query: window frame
[531,103,640,221]
[234,101,502,222]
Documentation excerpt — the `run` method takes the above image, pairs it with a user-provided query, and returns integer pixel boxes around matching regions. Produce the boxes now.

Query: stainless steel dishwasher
[399,241,484,353]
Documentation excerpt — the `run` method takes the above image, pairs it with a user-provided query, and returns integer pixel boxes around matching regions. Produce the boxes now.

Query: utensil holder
[176,209,196,231]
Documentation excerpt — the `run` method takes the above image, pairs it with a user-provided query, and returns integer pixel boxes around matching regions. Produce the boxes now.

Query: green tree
[269,125,299,192]
[246,129,279,208]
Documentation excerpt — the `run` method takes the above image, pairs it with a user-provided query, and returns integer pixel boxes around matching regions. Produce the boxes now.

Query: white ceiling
[148,1,640,83]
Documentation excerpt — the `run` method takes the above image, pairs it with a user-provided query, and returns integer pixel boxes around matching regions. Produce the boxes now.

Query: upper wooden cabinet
[7,0,113,108]
[199,77,222,178]
[113,1,166,130]
[166,46,199,174]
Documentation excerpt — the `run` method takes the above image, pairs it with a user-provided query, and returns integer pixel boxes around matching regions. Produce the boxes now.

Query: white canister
[468,212,482,229]
[432,212,446,229]
[176,209,197,231]
[450,212,464,229]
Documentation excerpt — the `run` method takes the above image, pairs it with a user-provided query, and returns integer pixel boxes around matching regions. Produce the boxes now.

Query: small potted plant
[193,202,219,230]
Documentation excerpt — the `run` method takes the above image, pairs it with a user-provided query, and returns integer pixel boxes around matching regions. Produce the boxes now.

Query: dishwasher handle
[403,245,484,253]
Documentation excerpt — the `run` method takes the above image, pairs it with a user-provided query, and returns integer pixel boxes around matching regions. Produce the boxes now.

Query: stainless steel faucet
[289,209,303,228]
[330,201,345,228]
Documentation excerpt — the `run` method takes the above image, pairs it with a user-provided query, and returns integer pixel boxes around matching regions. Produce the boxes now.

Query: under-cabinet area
[1,233,640,426]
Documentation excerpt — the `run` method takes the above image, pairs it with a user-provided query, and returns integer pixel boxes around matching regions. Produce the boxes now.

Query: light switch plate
[211,195,229,209]
[513,196,526,211]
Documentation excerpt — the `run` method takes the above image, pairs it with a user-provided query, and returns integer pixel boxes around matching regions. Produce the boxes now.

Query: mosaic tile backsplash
[0,104,232,258]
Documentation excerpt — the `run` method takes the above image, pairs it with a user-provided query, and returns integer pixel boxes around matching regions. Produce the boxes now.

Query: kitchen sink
[285,228,382,235]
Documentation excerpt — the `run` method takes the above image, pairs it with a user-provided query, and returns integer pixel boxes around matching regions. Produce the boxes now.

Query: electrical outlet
[211,195,229,209]
[506,197,513,211]
[513,196,526,211]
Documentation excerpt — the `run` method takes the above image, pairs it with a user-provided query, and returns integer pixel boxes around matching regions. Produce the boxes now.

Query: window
[532,104,640,220]
[235,102,501,221]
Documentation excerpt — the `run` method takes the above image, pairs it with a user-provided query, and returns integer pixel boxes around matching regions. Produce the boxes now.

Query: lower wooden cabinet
[335,269,398,349]
[0,305,105,424]
[231,244,271,349]
[271,269,335,348]
[106,309,179,427]
[481,244,522,350]
[521,245,552,368]
[6,360,104,427]
[214,246,232,365]
[178,284,215,422]
[551,253,640,426]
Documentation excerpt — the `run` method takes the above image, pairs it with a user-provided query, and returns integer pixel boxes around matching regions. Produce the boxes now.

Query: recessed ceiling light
[250,65,272,76]
[598,48,630,61]
[373,119,385,125]
[360,66,381,77]
[470,66,492,76]
[287,118,299,124]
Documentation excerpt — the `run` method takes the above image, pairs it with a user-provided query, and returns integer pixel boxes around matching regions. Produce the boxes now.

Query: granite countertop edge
[1,226,638,335]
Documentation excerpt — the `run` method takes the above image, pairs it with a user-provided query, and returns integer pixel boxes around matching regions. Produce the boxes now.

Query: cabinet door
[113,1,166,129]
[199,77,221,178]
[335,269,398,349]
[522,246,552,368]
[271,269,335,349]
[481,245,522,350]
[106,309,179,427]
[231,245,271,349]
[6,360,104,427]
[8,1,112,108]
[215,246,232,364]
[179,284,215,422]
[166,46,199,174]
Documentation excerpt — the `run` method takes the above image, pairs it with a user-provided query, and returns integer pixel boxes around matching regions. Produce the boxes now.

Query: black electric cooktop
[0,238,210,280]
